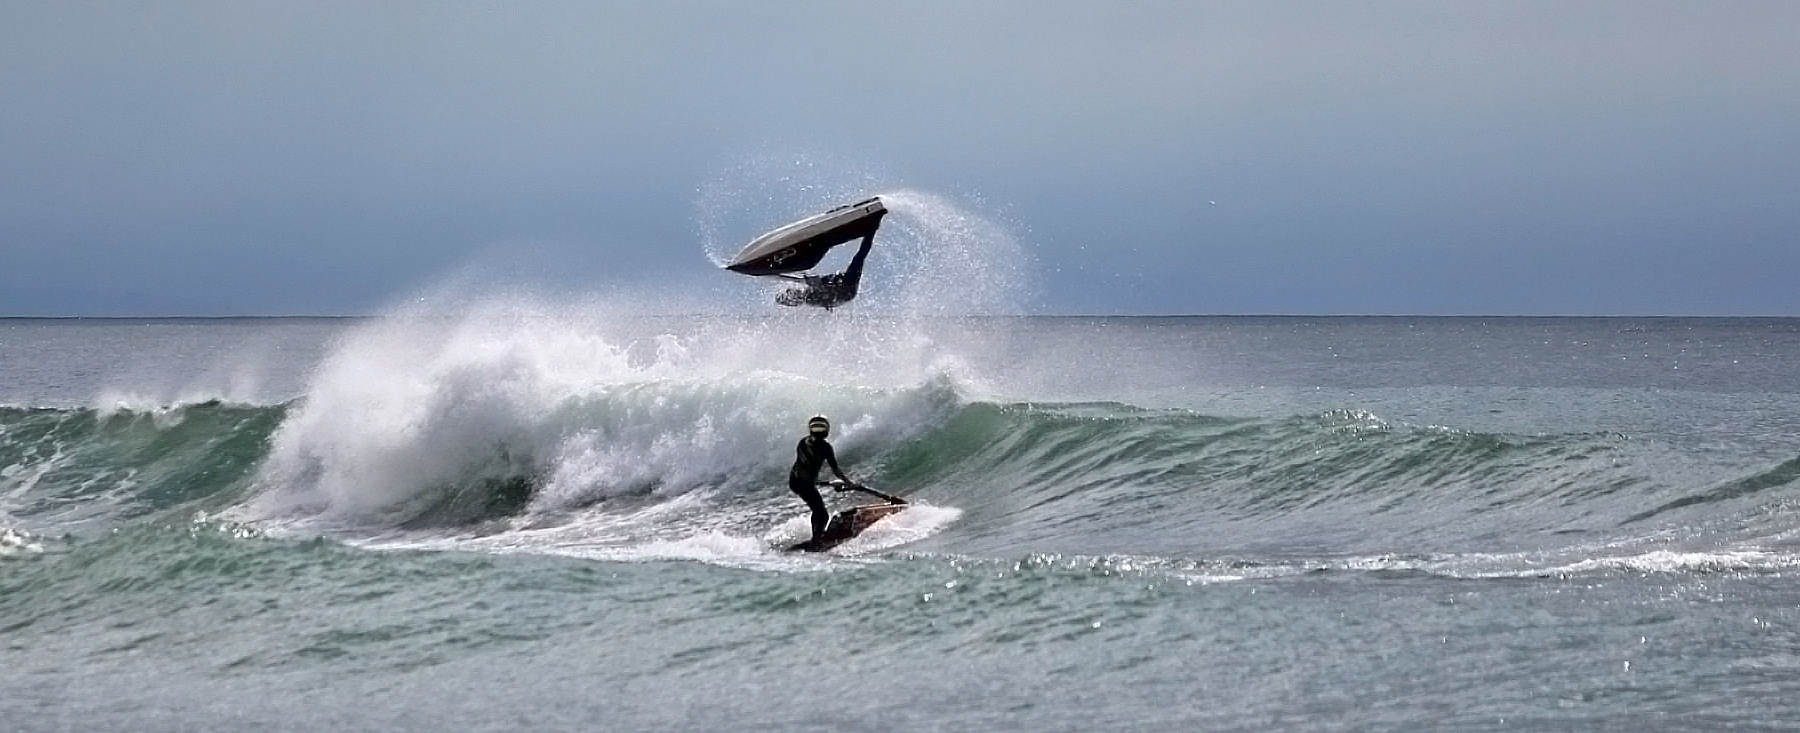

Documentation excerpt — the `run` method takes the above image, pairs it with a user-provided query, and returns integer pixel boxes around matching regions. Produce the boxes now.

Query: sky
[2,0,1797,316]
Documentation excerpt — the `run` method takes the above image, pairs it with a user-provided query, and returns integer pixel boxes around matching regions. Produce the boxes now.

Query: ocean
[4,311,1799,731]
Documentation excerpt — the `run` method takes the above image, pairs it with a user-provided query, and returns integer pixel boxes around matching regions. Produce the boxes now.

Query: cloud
[2,1,1797,315]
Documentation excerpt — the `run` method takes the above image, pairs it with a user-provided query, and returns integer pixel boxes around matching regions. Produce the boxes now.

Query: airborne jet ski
[723,197,886,309]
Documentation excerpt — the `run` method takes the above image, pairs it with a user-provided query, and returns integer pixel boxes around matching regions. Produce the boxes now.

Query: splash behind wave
[237,299,972,532]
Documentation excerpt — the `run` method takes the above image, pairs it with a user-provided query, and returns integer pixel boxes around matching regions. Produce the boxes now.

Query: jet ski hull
[725,197,886,276]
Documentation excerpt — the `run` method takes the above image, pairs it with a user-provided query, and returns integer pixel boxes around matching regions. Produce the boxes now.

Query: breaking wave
[5,323,1800,576]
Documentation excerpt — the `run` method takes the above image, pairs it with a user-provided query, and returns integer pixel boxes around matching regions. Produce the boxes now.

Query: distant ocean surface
[5,314,1800,731]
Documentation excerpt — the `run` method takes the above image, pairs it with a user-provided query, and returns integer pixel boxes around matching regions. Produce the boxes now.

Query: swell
[1622,453,1800,524]
[887,403,1800,554]
[0,403,284,533]
[8,392,1800,558]
[889,402,1644,513]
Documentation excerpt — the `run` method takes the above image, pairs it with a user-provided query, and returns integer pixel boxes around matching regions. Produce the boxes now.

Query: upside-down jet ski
[724,197,886,309]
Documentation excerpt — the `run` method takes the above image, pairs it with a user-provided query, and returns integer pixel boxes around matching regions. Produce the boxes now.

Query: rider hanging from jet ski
[772,231,873,309]
[721,197,888,310]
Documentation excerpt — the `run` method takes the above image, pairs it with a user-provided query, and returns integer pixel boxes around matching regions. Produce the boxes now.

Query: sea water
[4,312,1800,731]
[3,185,1799,731]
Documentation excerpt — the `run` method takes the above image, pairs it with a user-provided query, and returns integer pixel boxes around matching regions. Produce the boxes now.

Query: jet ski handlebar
[817,480,907,505]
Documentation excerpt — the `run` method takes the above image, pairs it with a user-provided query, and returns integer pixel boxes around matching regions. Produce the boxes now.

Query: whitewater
[5,194,1800,729]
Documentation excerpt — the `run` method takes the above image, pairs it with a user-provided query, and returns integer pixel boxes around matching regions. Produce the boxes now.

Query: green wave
[6,395,1799,552]
[0,403,285,532]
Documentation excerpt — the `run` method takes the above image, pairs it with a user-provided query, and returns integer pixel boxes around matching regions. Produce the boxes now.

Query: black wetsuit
[789,436,847,539]
[776,233,874,309]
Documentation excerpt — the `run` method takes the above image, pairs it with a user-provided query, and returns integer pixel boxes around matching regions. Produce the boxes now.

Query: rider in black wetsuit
[789,415,853,541]
[775,233,874,309]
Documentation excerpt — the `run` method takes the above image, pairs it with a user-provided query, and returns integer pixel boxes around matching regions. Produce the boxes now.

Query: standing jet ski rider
[790,415,856,542]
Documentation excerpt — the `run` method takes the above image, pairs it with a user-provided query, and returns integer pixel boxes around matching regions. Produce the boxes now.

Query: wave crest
[239,301,971,529]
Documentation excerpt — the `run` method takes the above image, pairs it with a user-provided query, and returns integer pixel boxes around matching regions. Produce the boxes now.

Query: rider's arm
[823,441,851,483]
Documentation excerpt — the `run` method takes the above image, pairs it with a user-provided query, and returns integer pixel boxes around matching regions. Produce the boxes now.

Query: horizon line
[4,313,1799,321]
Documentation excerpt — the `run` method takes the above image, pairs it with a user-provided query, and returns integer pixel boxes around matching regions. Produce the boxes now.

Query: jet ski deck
[784,502,907,553]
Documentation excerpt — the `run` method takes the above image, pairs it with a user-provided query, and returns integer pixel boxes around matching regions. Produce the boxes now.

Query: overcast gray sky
[3,1,1796,316]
